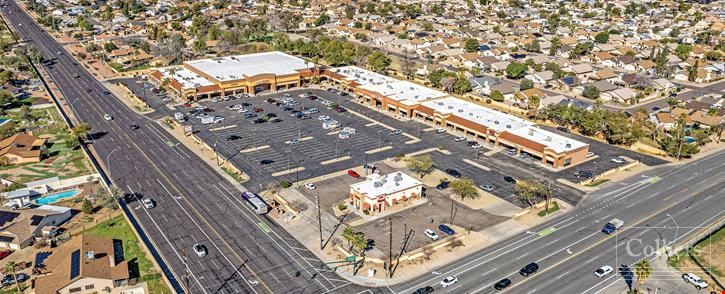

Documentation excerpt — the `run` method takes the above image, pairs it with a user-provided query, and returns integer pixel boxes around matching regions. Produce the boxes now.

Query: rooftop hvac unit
[85,251,95,260]
[458,109,464,113]
[494,120,499,124]
[545,136,552,142]
[438,102,444,106]
[565,143,572,148]
[448,106,453,109]
[528,129,534,136]
[374,181,383,188]
[394,172,403,182]
[506,125,511,128]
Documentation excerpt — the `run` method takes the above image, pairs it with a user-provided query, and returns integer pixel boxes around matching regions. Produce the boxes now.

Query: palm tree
[450,178,479,201]
[633,259,652,291]
[341,227,355,250]
[5,261,20,293]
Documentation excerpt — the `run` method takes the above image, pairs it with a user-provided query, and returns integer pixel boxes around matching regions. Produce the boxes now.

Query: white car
[142,199,155,209]
[593,265,614,278]
[284,138,301,144]
[318,115,331,121]
[237,108,249,113]
[611,157,626,164]
[454,136,466,142]
[304,183,316,190]
[193,243,208,257]
[587,152,595,157]
[103,114,113,121]
[440,276,458,287]
[471,143,482,149]
[424,229,439,241]
[682,273,708,290]
[436,128,446,133]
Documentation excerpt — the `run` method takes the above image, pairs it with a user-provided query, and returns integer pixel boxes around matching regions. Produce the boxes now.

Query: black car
[412,286,434,294]
[556,126,570,133]
[519,262,539,277]
[241,102,252,107]
[574,170,593,179]
[266,113,277,118]
[436,181,450,190]
[445,169,461,178]
[307,95,319,100]
[128,124,139,130]
[225,135,242,141]
[269,118,283,123]
[253,118,266,124]
[493,278,512,290]
[282,107,294,112]
[299,115,311,120]
[266,98,276,103]
[260,159,274,165]
[503,176,516,183]
[243,113,257,119]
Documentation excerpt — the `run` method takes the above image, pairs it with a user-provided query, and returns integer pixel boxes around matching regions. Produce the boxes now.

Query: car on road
[436,181,450,190]
[284,138,301,144]
[424,229,439,241]
[594,265,614,278]
[682,273,708,290]
[2,273,29,286]
[390,129,403,135]
[412,286,434,294]
[128,124,139,130]
[479,184,495,192]
[493,278,512,290]
[519,262,539,276]
[503,176,516,183]
[73,73,80,78]
[104,114,113,121]
[304,183,316,190]
[142,199,155,209]
[85,88,92,92]
[193,243,208,257]
[440,276,458,287]
[601,218,624,234]
[610,157,626,164]
[318,115,331,121]
[347,170,360,178]
[652,107,660,112]
[454,136,466,142]
[438,224,455,235]
[260,159,274,165]
[445,168,461,178]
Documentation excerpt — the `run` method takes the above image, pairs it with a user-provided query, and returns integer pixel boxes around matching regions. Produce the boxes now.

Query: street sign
[345,256,356,262]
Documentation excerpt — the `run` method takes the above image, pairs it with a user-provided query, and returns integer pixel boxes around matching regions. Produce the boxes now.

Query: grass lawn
[668,225,725,292]
[585,179,610,187]
[221,166,245,182]
[87,216,171,294]
[537,201,560,217]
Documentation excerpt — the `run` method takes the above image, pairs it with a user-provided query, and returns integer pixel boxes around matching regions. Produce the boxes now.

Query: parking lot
[176,88,667,208]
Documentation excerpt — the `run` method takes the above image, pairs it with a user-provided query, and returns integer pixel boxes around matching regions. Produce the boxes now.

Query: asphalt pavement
[0,2,368,293]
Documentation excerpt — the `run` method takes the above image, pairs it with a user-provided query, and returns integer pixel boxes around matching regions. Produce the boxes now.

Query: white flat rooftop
[351,172,421,200]
[422,97,533,133]
[507,126,588,153]
[158,66,213,89]
[185,51,310,82]
[332,66,447,105]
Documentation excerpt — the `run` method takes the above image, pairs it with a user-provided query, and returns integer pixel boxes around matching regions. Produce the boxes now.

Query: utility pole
[388,217,392,279]
[449,199,455,224]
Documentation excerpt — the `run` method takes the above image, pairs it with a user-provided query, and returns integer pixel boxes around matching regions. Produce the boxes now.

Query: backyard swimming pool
[35,189,80,205]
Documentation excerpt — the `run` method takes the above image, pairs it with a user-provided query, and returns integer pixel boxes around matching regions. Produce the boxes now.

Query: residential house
[602,87,637,103]
[651,78,676,92]
[590,69,618,83]
[524,71,555,86]
[616,55,637,72]
[690,110,724,129]
[468,76,500,96]
[0,205,72,250]
[0,133,46,164]
[35,235,131,294]
[567,64,594,82]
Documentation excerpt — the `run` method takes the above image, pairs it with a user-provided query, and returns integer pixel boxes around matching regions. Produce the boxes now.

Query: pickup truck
[601,218,624,234]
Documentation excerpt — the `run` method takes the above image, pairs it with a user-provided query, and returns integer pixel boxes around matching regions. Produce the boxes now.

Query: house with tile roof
[0,205,71,250]
[0,133,46,164]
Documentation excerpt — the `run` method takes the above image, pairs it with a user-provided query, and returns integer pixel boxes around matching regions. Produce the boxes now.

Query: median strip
[538,227,557,237]
[256,222,272,233]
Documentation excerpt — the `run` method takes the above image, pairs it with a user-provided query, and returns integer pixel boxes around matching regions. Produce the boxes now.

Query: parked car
[682,273,708,290]
[225,135,242,141]
[587,152,595,157]
[594,265,614,278]
[266,98,276,103]
[243,113,257,119]
[503,176,516,183]
[493,278,512,290]
[318,115,331,121]
[479,184,495,192]
[424,229,439,241]
[445,169,461,178]
[304,183,316,190]
[253,107,264,113]
[436,128,446,133]
[436,181,450,190]
[389,129,403,135]
[611,157,626,164]
[253,118,266,124]
[347,170,360,178]
[574,171,594,179]
[2,273,28,286]
[269,118,283,123]
[284,138,301,144]
[438,224,456,235]
[193,243,208,257]
[471,143,482,149]
[260,159,274,165]
[440,276,458,288]
[0,250,11,260]
[334,106,347,113]
[454,136,466,142]
[142,199,155,209]
[519,262,539,276]
[556,126,570,133]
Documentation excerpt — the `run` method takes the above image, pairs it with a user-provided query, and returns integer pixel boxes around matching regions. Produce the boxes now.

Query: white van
[322,120,339,130]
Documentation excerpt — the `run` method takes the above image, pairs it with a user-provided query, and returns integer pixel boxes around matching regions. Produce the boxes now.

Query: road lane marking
[256,222,272,233]
[556,271,570,280]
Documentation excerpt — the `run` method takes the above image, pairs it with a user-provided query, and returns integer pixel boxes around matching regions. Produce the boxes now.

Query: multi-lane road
[0,1,363,293]
[2,1,723,293]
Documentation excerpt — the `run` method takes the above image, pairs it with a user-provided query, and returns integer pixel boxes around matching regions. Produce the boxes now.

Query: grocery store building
[149,51,316,100]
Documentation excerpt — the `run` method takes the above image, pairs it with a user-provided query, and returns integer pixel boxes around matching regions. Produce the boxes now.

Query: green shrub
[279,180,292,188]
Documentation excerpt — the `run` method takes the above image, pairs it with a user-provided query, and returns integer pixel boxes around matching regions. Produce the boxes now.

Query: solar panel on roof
[70,249,81,279]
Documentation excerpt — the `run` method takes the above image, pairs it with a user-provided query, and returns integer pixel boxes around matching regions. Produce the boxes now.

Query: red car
[183,103,192,107]
[0,250,11,260]
[253,107,264,113]
[347,170,360,178]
